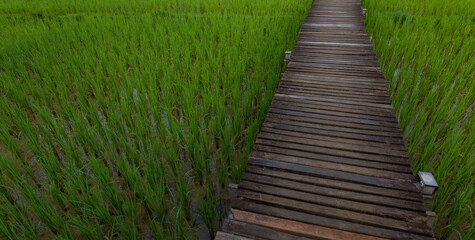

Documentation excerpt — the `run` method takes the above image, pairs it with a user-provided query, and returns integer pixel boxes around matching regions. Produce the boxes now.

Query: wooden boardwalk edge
[216,0,434,239]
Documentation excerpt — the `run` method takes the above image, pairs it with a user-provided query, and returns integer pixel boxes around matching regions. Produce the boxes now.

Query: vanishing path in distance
[216,0,434,239]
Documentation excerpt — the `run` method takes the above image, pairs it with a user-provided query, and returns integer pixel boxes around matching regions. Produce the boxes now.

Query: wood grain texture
[232,209,387,240]
[215,232,253,240]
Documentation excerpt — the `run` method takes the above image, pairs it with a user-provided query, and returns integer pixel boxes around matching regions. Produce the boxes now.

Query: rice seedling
[0,0,313,238]
[362,0,474,238]
[3,0,471,238]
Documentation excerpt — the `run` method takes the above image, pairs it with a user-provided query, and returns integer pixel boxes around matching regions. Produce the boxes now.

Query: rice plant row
[0,0,313,239]
[362,0,474,239]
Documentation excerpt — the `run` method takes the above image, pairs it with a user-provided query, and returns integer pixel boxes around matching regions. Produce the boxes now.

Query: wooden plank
[288,51,377,59]
[279,73,389,85]
[290,52,376,59]
[231,209,387,240]
[235,188,431,234]
[258,131,409,158]
[306,15,362,18]
[247,157,420,192]
[296,41,372,47]
[215,232,253,240]
[298,29,368,35]
[273,95,396,117]
[295,41,371,46]
[291,51,378,60]
[265,112,402,136]
[260,123,407,151]
[297,33,369,37]
[273,93,394,115]
[279,81,388,96]
[279,80,391,95]
[244,166,423,202]
[231,199,433,240]
[301,23,363,28]
[251,148,412,179]
[271,101,397,122]
[290,53,379,62]
[273,93,394,110]
[267,108,402,134]
[255,138,410,165]
[288,62,382,73]
[277,81,386,94]
[278,82,388,98]
[264,116,405,142]
[276,87,391,104]
[252,145,412,174]
[269,105,399,128]
[297,33,370,38]
[292,48,375,55]
[281,70,388,82]
[240,172,425,212]
[222,219,314,240]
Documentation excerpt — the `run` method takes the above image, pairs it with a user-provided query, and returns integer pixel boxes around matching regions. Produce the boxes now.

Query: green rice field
[0,0,313,238]
[0,0,473,239]
[362,0,474,238]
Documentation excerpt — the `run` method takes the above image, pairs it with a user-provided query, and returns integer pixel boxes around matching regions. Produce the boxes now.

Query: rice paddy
[1,0,473,239]
[362,0,474,238]
[0,0,313,238]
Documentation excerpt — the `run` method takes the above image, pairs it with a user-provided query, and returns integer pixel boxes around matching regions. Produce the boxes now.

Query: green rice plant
[0,0,313,238]
[362,0,474,238]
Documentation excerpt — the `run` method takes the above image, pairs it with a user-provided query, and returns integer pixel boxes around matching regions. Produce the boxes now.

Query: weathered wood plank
[260,124,407,151]
[280,71,388,83]
[244,166,423,201]
[235,188,431,234]
[276,88,391,104]
[231,199,433,240]
[247,157,419,192]
[273,95,396,117]
[222,220,313,240]
[269,106,399,128]
[264,115,405,142]
[255,138,410,165]
[258,131,409,158]
[232,209,386,240]
[271,101,397,122]
[279,81,389,96]
[252,145,412,174]
[215,232,253,240]
[273,93,394,110]
[240,172,425,212]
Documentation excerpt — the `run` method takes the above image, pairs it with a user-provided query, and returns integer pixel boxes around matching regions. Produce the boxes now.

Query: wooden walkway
[216,0,434,239]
